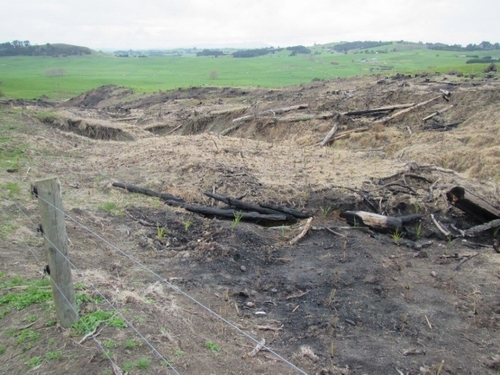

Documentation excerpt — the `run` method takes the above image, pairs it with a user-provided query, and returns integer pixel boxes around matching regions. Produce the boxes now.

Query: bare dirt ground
[1,72,500,375]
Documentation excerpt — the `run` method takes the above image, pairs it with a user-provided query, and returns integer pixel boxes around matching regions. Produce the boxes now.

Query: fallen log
[340,211,421,232]
[463,219,500,237]
[230,104,309,124]
[204,192,297,223]
[446,187,500,222]
[259,203,312,219]
[422,104,456,121]
[319,123,338,146]
[374,95,442,124]
[183,204,293,226]
[112,182,184,203]
[423,121,461,131]
[341,103,415,116]
[324,127,371,145]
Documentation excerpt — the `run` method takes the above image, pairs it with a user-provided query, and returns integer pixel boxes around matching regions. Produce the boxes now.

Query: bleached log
[422,104,456,121]
[319,123,338,146]
[341,103,415,116]
[374,95,442,123]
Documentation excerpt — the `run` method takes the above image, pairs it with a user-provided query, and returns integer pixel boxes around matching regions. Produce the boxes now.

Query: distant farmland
[0,42,496,99]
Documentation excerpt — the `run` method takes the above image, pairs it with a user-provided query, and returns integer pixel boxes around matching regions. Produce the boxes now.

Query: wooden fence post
[34,177,78,328]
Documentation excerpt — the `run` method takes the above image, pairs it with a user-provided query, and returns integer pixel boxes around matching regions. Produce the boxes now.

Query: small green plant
[415,222,423,239]
[231,212,243,230]
[175,349,184,357]
[72,311,126,335]
[45,350,63,360]
[156,224,166,240]
[183,219,192,231]
[0,223,18,240]
[124,339,137,349]
[76,292,91,306]
[205,340,221,353]
[136,357,150,369]
[413,201,420,213]
[4,182,21,197]
[45,320,56,327]
[99,202,117,212]
[103,340,115,348]
[26,356,41,367]
[122,362,134,372]
[102,349,114,361]
[352,218,359,228]
[74,282,86,290]
[16,328,40,344]
[27,315,38,323]
[0,278,52,310]
[494,226,500,237]
[392,229,402,244]
[320,206,332,218]
[0,346,6,355]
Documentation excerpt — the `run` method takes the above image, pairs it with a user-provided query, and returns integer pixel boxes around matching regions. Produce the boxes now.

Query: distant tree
[209,70,219,80]
[480,41,492,49]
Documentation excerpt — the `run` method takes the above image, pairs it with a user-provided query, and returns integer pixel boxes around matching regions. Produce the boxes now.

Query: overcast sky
[2,0,499,50]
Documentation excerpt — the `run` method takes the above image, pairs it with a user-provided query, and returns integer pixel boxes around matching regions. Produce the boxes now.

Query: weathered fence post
[34,177,78,328]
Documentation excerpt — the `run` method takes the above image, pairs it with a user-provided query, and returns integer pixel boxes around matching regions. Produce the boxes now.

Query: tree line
[0,40,92,56]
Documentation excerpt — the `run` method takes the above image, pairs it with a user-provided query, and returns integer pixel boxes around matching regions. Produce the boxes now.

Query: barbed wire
[2,196,180,375]
[4,192,308,375]
[0,200,127,374]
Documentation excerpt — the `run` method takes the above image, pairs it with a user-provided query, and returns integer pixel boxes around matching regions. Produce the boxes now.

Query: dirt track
[1,73,500,374]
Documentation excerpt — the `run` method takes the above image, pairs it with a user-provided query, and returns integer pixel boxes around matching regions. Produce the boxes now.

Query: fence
[0,177,308,375]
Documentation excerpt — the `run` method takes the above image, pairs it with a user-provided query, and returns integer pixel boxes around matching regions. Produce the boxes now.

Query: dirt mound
[60,84,135,109]
[39,113,135,141]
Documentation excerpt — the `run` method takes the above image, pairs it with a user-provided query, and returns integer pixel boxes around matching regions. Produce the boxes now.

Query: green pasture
[0,43,496,100]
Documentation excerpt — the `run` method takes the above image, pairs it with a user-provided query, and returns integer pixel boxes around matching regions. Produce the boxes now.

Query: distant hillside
[0,40,93,57]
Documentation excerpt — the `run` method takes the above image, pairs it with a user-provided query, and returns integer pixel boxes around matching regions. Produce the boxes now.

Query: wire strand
[0,199,126,374]
[11,193,308,374]
[5,197,180,375]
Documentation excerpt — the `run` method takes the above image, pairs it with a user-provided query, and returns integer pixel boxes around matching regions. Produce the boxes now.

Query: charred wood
[446,187,500,222]
[259,203,312,219]
[112,182,184,203]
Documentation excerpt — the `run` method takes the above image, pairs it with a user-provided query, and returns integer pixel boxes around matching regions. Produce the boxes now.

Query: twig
[286,290,308,300]
[427,178,441,202]
[289,217,313,245]
[242,338,266,358]
[325,227,347,237]
[455,253,479,271]
[79,324,105,344]
[256,325,283,332]
[425,314,433,329]
[431,213,452,238]
[165,123,183,135]
[402,348,426,356]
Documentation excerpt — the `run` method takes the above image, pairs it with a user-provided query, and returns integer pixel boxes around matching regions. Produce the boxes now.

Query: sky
[2,0,499,50]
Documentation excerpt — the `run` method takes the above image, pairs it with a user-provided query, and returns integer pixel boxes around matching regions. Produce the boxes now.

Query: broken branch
[242,338,266,358]
[289,217,314,245]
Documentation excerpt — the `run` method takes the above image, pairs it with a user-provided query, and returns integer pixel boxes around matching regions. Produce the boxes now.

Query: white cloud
[1,0,498,49]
